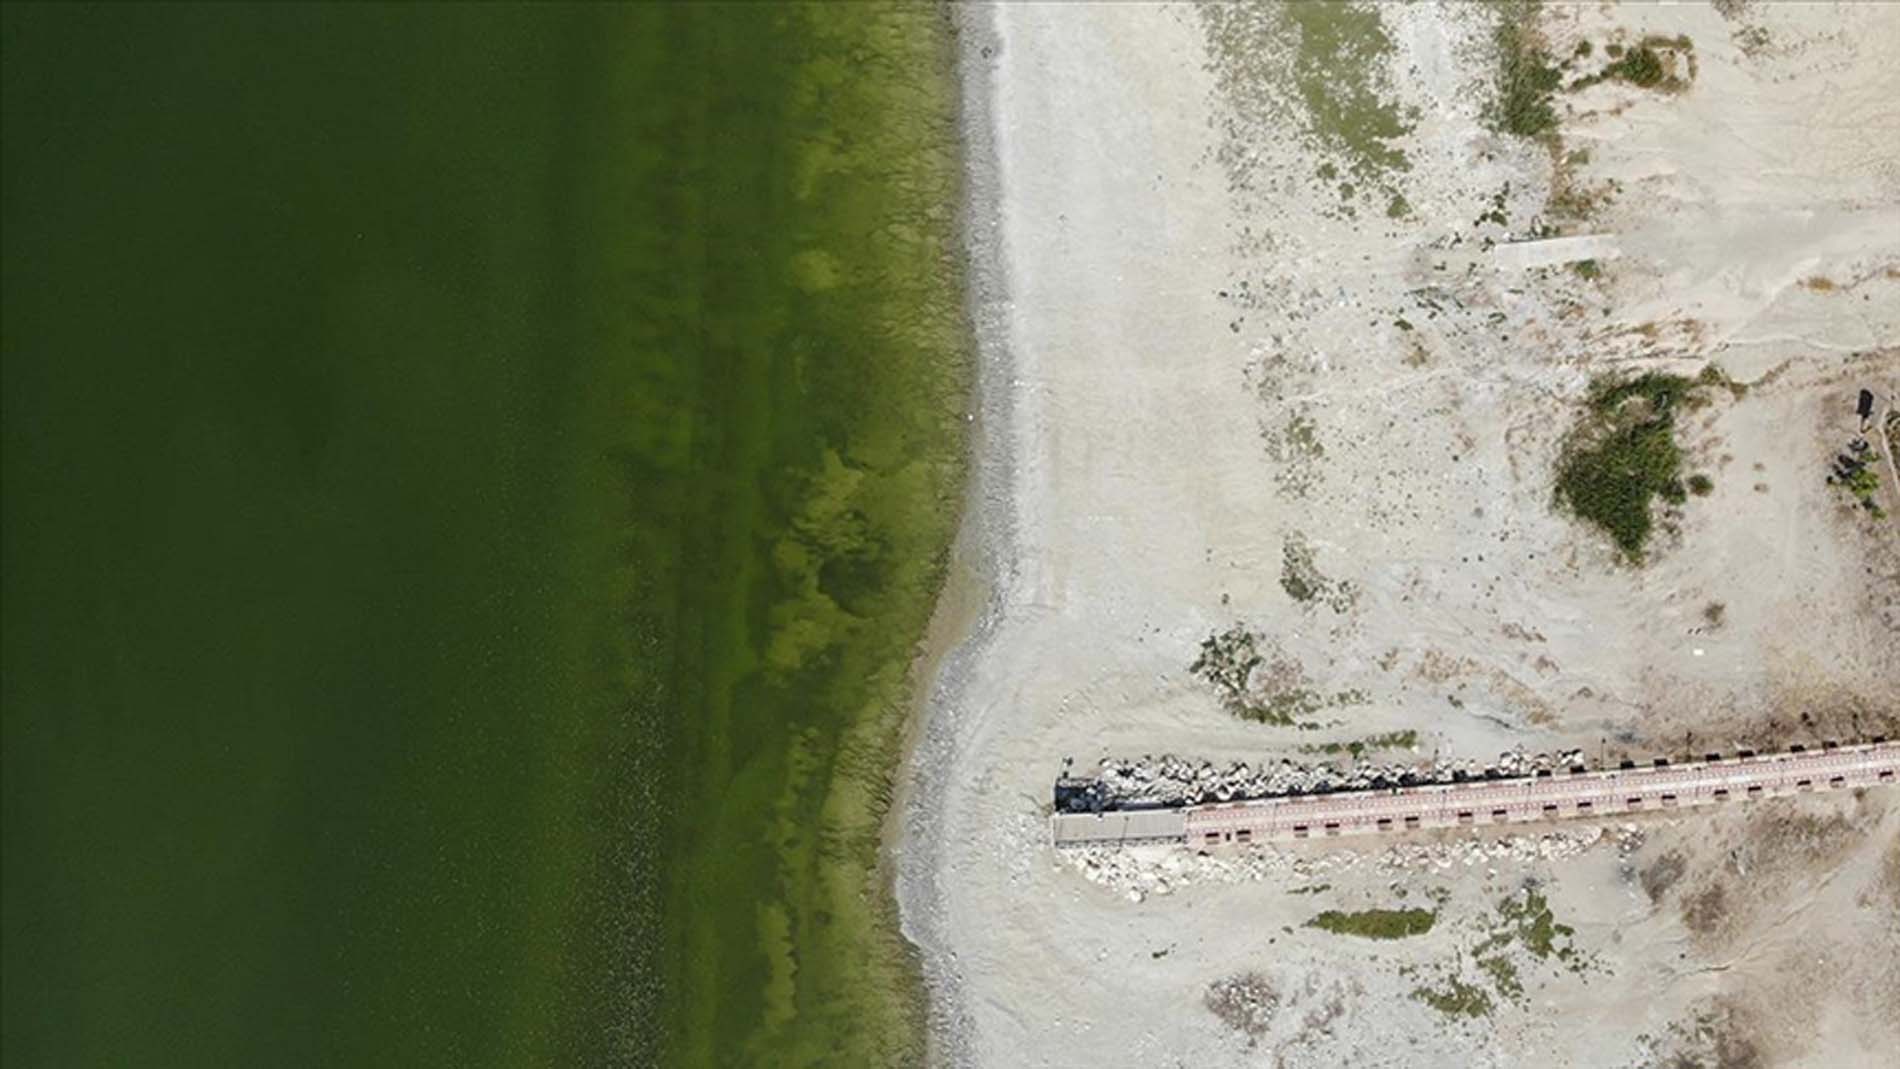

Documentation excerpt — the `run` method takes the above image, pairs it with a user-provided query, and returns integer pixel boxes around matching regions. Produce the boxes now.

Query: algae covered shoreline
[3,3,969,1065]
[647,5,972,1064]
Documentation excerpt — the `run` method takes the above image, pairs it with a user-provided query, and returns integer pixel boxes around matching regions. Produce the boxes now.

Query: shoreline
[894,2,1015,1064]
[889,3,1900,1065]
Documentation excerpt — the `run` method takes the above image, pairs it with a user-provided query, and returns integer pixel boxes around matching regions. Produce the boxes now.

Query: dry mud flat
[903,2,1900,1067]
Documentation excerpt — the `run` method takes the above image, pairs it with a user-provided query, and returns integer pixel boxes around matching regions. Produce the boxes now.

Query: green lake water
[2,4,966,1066]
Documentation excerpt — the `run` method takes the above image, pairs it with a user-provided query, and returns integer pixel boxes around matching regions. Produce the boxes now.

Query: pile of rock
[1063,823,1638,899]
[1062,749,1586,812]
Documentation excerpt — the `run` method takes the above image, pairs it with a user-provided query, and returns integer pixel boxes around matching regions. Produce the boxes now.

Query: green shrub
[1843,465,1879,502]
[1497,889,1576,961]
[1413,978,1494,1018]
[1603,45,1665,87]
[1572,35,1694,93]
[1491,2,1562,138]
[1307,907,1436,939]
[1587,371,1691,415]
[1477,955,1524,1000]
[1555,373,1700,560]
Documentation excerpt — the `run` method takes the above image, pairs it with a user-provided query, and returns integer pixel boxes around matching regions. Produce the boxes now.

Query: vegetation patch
[1549,148,1619,222]
[1408,888,1591,1022]
[1571,34,1697,93]
[1191,626,1365,725]
[1199,1,1414,209]
[1307,907,1436,939]
[1302,730,1419,758]
[1256,686,1366,726]
[1555,371,1719,561]
[1192,625,1267,715]
[1476,955,1524,1001]
[1479,887,1581,965]
[1282,410,1327,458]
[1281,531,1358,612]
[1826,399,1888,521]
[1489,1,1562,140]
[1733,23,1773,59]
[1412,977,1494,1019]
[1269,408,1330,501]
[1831,457,1884,519]
[1263,407,1327,497]
[1485,5,1628,227]
[1205,972,1278,1038]
[1282,1,1413,173]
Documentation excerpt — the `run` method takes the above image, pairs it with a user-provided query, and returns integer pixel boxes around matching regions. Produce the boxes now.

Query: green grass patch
[1282,537,1324,602]
[1252,687,1360,725]
[1191,625,1267,714]
[1282,0,1414,181]
[1490,888,1579,963]
[1191,626,1361,726]
[1413,978,1494,1018]
[1462,887,1591,1002]
[1835,463,1886,519]
[1198,1,1413,209]
[1489,1,1562,139]
[1476,955,1524,1000]
[1307,907,1437,939]
[1603,44,1666,86]
[1842,466,1880,502]
[1555,372,1712,561]
[1586,371,1694,415]
[1571,34,1696,93]
[1281,531,1357,611]
[1302,730,1419,758]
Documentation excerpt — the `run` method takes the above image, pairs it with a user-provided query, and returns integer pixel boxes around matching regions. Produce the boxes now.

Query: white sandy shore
[901,3,1900,1066]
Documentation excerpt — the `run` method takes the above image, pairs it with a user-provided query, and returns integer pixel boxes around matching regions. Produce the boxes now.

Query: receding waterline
[1,4,968,1066]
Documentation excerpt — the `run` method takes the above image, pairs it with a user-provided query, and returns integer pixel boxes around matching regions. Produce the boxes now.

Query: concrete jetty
[1052,741,1900,848]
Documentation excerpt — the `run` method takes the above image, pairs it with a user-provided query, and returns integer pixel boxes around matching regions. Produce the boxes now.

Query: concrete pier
[1051,741,1900,848]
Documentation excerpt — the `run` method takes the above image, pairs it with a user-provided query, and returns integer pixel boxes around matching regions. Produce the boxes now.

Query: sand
[900,2,1900,1066]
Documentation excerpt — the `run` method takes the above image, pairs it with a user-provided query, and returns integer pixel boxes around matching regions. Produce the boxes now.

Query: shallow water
[2,5,964,1065]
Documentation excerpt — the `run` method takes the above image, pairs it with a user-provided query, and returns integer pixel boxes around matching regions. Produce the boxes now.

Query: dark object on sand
[1859,389,1876,419]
